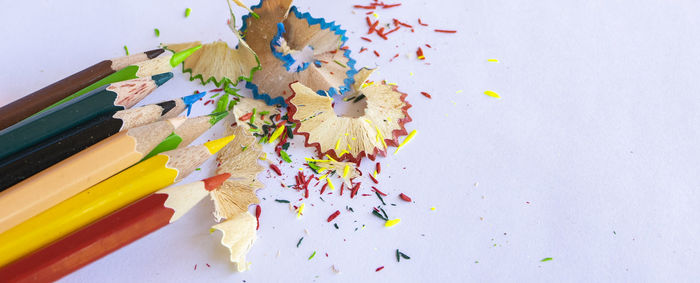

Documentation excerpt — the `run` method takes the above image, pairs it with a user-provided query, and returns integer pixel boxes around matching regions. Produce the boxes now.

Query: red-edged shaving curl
[285,68,412,163]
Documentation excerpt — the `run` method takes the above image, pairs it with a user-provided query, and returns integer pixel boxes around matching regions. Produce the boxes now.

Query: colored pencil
[0,134,234,267]
[0,117,186,235]
[0,49,164,130]
[0,173,230,283]
[0,92,206,189]
[143,111,229,159]
[0,73,173,160]
[38,45,202,114]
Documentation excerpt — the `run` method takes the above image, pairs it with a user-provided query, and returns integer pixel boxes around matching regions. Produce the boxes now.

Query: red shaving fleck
[376,162,381,174]
[350,182,361,198]
[373,50,380,57]
[368,19,379,35]
[361,193,372,196]
[365,10,374,15]
[418,18,428,26]
[255,205,261,230]
[435,29,457,33]
[399,193,412,202]
[372,186,387,196]
[354,5,375,9]
[361,37,372,42]
[384,26,400,36]
[420,91,432,99]
[206,263,211,267]
[320,182,328,195]
[393,18,413,28]
[239,112,253,121]
[369,174,379,184]
[425,44,432,48]
[340,182,345,196]
[376,28,388,40]
[327,210,340,222]
[203,100,214,106]
[416,47,425,60]
[209,88,223,92]
[376,266,384,272]
[383,3,401,8]
[269,164,282,176]
[390,53,399,62]
[359,47,368,53]
[194,264,197,270]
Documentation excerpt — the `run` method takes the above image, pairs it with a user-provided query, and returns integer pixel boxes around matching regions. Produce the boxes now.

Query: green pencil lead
[208,111,229,125]
[169,45,202,67]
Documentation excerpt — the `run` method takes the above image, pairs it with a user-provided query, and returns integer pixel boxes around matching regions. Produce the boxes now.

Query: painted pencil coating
[0,118,183,234]
[0,49,164,130]
[0,135,233,267]
[0,174,228,283]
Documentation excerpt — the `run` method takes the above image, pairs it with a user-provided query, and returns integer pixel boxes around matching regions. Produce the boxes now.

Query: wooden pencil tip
[167,116,187,129]
[203,173,231,191]
[203,135,235,154]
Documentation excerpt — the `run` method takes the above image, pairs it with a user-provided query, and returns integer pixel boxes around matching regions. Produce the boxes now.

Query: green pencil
[143,111,229,159]
[0,73,173,160]
[35,45,202,115]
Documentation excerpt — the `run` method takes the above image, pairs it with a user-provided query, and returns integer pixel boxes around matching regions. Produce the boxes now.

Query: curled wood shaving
[211,212,256,272]
[287,68,412,162]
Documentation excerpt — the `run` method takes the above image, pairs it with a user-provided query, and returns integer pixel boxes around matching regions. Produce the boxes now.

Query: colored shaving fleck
[385,218,401,227]
[280,150,292,163]
[375,266,384,272]
[275,199,290,203]
[123,45,129,55]
[434,29,457,33]
[327,210,340,222]
[297,237,304,247]
[394,129,417,154]
[487,58,499,62]
[154,28,160,37]
[416,47,425,60]
[541,257,553,262]
[484,90,501,98]
[270,164,282,176]
[420,91,432,98]
[268,124,285,144]
[255,205,261,230]
[297,203,305,218]
[308,251,316,260]
[185,8,191,17]
[399,193,412,202]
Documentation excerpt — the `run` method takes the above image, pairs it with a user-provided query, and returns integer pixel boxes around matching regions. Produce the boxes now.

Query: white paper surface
[1,0,699,282]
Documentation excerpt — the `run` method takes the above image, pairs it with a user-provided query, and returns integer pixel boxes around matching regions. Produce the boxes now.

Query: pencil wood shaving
[166,4,259,87]
[241,0,356,105]
[211,212,256,272]
[287,68,412,162]
[231,98,280,131]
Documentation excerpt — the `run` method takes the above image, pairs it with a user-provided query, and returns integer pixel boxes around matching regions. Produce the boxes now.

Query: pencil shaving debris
[484,90,501,98]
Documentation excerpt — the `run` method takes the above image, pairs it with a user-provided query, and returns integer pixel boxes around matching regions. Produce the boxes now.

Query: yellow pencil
[0,134,234,267]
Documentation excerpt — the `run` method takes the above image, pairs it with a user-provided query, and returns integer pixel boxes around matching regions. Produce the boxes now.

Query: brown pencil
[0,48,164,130]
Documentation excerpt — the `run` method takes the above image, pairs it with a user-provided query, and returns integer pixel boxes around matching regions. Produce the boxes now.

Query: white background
[1,0,699,282]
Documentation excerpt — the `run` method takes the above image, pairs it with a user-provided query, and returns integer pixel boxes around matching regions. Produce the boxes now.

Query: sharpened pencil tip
[203,135,235,154]
[170,45,202,67]
[145,48,165,59]
[203,173,231,191]
[152,72,174,86]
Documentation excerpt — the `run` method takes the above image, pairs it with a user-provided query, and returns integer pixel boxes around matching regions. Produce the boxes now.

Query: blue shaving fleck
[182,91,207,116]
[240,1,358,107]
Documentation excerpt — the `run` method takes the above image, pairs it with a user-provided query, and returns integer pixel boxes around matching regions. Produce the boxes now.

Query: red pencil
[0,173,230,283]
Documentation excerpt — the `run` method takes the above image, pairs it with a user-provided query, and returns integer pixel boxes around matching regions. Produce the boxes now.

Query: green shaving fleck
[541,257,553,262]
[185,8,191,18]
[275,199,290,203]
[333,60,347,68]
[214,94,229,113]
[308,251,316,260]
[241,145,248,152]
[154,28,160,37]
[250,108,256,124]
[280,150,291,163]
[123,45,129,55]
[195,168,201,171]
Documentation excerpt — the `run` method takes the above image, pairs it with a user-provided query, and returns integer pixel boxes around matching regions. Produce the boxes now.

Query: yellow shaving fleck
[325,154,338,162]
[318,167,328,173]
[388,82,397,86]
[373,125,387,149]
[259,152,267,160]
[347,144,352,150]
[297,203,305,218]
[394,129,417,154]
[335,138,341,150]
[342,165,350,178]
[305,158,330,163]
[372,12,379,19]
[318,174,328,180]
[456,90,463,93]
[410,72,414,76]
[339,150,349,157]
[484,90,501,98]
[487,58,499,62]
[431,207,436,211]
[373,171,378,178]
[268,124,285,144]
[327,179,335,190]
[385,219,401,227]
